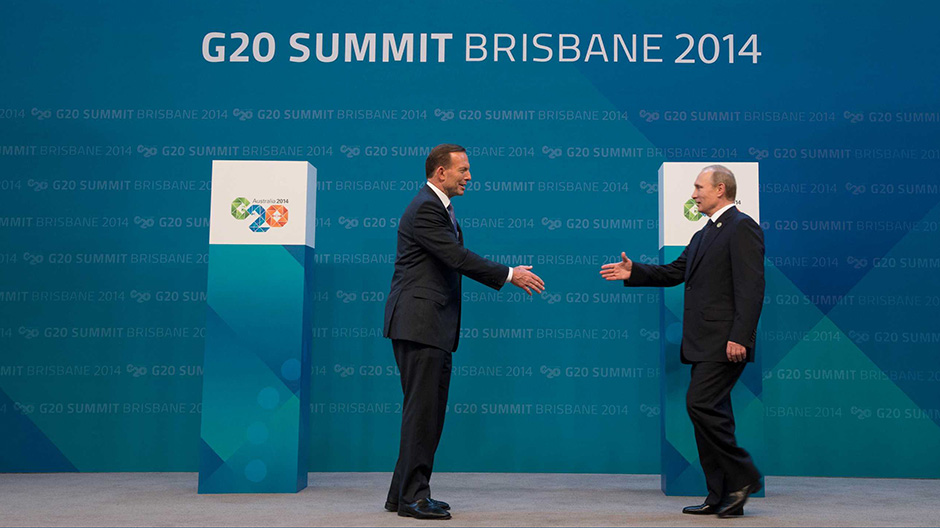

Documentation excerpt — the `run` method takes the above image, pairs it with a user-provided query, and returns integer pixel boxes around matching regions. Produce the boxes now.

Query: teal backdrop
[1,0,939,477]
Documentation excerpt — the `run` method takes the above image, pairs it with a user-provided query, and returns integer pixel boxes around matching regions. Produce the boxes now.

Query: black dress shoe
[397,498,451,520]
[684,503,743,516]
[682,503,720,515]
[429,498,450,510]
[385,498,450,512]
[717,480,762,518]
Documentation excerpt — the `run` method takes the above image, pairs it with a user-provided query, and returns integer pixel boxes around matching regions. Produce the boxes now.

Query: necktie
[446,204,459,236]
[690,219,716,268]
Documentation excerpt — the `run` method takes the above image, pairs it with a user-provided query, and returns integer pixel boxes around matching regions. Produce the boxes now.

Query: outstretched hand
[599,252,633,281]
[511,265,545,295]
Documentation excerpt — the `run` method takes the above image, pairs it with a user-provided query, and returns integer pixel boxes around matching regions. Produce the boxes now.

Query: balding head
[701,164,737,201]
[692,165,736,217]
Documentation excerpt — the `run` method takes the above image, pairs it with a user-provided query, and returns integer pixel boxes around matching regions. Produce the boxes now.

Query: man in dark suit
[383,144,545,520]
[600,165,764,517]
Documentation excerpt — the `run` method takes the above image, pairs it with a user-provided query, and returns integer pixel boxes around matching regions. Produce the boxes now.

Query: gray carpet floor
[0,472,936,527]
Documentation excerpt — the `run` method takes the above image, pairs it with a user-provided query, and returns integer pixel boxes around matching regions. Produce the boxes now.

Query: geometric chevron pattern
[0,387,77,472]
[659,246,766,497]
[759,201,940,477]
[198,244,314,493]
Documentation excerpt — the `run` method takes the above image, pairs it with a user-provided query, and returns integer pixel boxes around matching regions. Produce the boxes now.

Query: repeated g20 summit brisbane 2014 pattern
[1,1,939,476]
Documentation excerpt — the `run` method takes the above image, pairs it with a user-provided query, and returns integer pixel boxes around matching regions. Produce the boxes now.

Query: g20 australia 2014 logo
[683,199,703,221]
[231,197,289,232]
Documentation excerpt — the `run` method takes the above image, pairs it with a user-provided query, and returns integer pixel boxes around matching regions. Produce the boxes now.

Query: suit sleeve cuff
[624,263,645,287]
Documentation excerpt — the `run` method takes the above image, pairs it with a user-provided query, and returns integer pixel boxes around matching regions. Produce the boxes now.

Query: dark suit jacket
[626,206,764,363]
[384,184,509,352]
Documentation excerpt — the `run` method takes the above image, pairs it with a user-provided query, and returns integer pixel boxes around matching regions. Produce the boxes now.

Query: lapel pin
[716,222,723,228]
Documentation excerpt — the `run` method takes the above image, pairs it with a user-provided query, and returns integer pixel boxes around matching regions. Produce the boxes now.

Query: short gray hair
[701,165,736,200]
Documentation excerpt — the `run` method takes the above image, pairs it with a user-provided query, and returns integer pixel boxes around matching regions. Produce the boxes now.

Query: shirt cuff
[506,267,513,283]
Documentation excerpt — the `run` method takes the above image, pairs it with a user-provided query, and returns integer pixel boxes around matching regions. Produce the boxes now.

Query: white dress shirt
[707,202,736,223]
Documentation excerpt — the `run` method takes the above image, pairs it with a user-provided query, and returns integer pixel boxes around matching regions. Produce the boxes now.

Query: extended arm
[619,247,689,288]
[412,201,509,290]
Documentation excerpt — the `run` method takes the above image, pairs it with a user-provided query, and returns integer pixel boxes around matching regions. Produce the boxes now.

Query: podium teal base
[659,246,765,497]
[198,244,314,493]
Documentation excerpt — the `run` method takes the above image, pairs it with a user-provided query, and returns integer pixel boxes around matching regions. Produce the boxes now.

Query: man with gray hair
[601,165,764,517]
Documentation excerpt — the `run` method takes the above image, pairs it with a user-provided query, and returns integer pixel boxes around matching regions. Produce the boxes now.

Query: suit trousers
[686,361,761,505]
[387,339,452,505]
